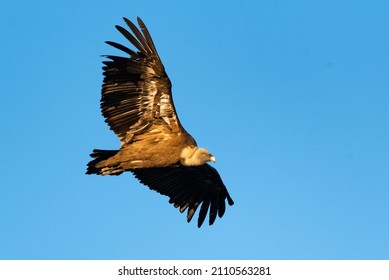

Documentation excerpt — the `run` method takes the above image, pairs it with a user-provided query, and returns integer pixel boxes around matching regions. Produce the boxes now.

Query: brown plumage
[86,17,233,227]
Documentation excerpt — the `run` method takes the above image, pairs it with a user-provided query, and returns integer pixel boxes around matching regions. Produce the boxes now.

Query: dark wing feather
[132,164,234,227]
[101,17,183,143]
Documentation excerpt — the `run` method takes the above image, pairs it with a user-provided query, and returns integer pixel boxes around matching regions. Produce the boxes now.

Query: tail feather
[86,149,123,175]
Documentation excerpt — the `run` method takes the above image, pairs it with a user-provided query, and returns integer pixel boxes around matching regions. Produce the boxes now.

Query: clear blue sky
[1,0,388,259]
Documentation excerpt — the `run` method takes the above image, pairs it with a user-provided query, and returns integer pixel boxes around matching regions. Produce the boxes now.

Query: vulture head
[181,147,216,166]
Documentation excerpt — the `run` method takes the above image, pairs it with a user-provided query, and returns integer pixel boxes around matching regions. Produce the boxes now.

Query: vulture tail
[86,149,123,175]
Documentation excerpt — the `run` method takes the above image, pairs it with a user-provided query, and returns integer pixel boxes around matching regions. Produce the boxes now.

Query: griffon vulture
[86,17,234,227]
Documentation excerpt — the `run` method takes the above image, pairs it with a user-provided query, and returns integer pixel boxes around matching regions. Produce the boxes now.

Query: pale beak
[210,155,216,163]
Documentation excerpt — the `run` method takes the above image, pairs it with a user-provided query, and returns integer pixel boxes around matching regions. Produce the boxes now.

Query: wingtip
[115,24,123,32]
[114,25,126,35]
[227,195,234,206]
[137,16,144,25]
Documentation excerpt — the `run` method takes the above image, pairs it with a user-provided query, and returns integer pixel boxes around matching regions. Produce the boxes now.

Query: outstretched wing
[101,17,183,144]
[132,164,234,227]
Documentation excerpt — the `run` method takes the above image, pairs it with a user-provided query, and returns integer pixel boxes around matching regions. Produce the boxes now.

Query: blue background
[1,0,388,259]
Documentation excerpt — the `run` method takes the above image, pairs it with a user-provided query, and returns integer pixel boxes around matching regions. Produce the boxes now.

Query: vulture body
[86,17,234,227]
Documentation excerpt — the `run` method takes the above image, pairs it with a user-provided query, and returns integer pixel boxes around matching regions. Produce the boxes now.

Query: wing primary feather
[179,203,189,213]
[187,204,200,223]
[137,17,159,56]
[123,17,152,54]
[197,200,210,228]
[218,198,226,218]
[115,25,147,54]
[226,193,234,206]
[209,197,219,225]
[105,41,137,56]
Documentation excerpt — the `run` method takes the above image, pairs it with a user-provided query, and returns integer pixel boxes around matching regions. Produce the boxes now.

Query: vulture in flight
[86,17,234,227]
